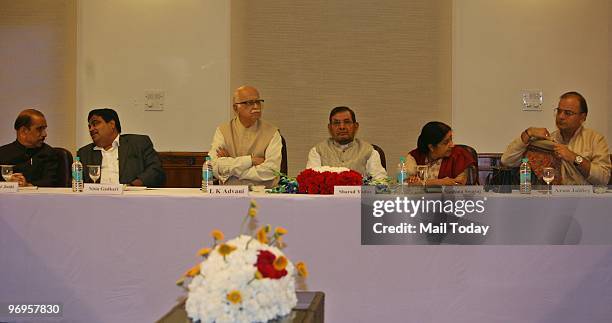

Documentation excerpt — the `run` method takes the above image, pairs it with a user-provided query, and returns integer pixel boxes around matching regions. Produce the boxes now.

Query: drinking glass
[87,165,101,183]
[1,165,14,182]
[416,165,428,188]
[217,164,231,185]
[542,167,554,194]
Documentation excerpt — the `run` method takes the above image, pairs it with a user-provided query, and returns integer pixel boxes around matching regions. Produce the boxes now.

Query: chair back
[53,147,73,187]
[280,135,288,174]
[372,144,386,170]
[455,144,479,185]
[609,154,611,185]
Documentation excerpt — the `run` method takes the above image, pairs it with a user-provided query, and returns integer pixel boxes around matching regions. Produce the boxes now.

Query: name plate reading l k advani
[207,186,249,196]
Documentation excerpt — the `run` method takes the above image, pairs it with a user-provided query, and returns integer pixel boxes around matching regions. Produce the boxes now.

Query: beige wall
[453,0,610,153]
[232,0,452,176]
[4,1,610,170]
[609,1,612,143]
[0,0,76,150]
[76,0,230,151]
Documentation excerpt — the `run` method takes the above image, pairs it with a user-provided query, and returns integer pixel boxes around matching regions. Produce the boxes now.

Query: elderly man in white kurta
[208,86,282,188]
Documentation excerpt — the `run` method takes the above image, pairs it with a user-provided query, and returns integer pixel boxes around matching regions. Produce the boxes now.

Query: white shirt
[208,127,282,182]
[306,144,388,180]
[94,135,120,184]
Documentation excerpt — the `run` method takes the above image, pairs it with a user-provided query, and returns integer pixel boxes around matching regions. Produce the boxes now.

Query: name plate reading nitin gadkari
[0,182,18,193]
[552,185,593,195]
[334,186,362,196]
[83,183,123,195]
[207,186,249,196]
[442,186,484,195]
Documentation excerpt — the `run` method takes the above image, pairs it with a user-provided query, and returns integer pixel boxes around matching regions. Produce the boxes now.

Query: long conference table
[2,188,612,322]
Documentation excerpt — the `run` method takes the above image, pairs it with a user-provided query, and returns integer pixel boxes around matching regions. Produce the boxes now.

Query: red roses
[255,250,288,279]
[296,168,362,194]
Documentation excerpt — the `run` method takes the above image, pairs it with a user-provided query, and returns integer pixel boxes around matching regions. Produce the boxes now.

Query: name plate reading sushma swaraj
[0,182,19,193]
[83,183,123,195]
[552,185,593,196]
[442,185,484,195]
[334,186,362,196]
[207,186,249,196]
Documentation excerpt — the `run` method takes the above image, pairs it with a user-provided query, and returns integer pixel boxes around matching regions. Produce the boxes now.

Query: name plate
[334,186,362,196]
[207,186,249,196]
[442,186,484,195]
[400,185,426,195]
[83,183,124,195]
[552,185,593,195]
[0,182,19,192]
[361,185,376,196]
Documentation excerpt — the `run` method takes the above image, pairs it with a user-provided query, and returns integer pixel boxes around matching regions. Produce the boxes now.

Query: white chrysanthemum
[185,235,297,323]
[311,166,350,173]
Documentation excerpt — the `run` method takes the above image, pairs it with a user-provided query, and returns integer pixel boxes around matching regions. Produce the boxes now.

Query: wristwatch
[574,155,584,166]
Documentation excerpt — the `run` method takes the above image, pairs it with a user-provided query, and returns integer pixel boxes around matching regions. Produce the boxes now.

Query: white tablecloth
[2,189,612,322]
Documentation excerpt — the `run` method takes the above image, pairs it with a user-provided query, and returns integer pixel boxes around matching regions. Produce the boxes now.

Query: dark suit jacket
[77,134,165,187]
[0,140,59,187]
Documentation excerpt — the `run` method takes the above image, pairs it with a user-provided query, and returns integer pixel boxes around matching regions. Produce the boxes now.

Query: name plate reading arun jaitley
[552,185,593,196]
[207,186,249,196]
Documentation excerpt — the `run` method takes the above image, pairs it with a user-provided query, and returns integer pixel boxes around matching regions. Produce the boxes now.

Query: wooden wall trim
[160,151,505,187]
[159,152,208,188]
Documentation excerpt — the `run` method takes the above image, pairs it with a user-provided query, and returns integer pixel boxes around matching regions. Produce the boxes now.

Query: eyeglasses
[235,99,264,107]
[330,120,354,127]
[554,108,581,117]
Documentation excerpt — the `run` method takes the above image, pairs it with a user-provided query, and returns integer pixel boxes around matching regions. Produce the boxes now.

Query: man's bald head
[231,85,264,128]
[232,85,260,105]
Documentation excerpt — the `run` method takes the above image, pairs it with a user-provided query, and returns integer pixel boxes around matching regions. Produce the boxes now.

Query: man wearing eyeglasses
[501,91,610,185]
[306,106,387,180]
[208,85,282,188]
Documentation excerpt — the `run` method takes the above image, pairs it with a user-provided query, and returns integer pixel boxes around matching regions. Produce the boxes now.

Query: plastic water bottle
[519,157,531,194]
[397,157,407,185]
[202,156,214,191]
[397,157,407,193]
[72,156,83,192]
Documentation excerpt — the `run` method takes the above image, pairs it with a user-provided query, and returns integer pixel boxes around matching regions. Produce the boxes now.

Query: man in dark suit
[77,108,165,187]
[0,109,58,186]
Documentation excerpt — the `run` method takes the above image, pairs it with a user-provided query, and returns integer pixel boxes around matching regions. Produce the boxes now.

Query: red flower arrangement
[296,167,363,194]
[255,250,288,279]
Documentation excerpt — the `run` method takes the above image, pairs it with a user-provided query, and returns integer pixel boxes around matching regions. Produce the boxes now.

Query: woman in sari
[407,121,476,185]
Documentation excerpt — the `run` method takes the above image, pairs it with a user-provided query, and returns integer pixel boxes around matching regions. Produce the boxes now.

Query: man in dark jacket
[77,108,165,187]
[0,109,58,187]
